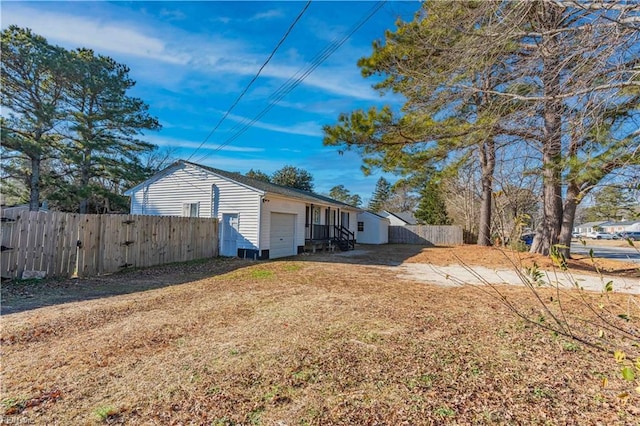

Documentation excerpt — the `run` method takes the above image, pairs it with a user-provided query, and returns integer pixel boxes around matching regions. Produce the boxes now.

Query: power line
[194,0,387,165]
[186,0,312,162]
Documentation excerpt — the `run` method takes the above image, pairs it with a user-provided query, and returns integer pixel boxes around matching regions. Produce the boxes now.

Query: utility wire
[194,0,387,164]
[186,0,312,162]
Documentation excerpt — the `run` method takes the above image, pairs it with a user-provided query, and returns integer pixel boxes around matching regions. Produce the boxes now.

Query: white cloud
[199,157,285,174]
[211,16,232,25]
[147,135,264,153]
[249,9,284,21]
[205,61,380,102]
[3,5,190,65]
[159,8,186,21]
[2,4,384,101]
[223,112,323,137]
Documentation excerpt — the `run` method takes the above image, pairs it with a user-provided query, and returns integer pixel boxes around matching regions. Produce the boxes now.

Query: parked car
[619,231,640,241]
[520,233,535,246]
[571,232,582,238]
[587,231,615,240]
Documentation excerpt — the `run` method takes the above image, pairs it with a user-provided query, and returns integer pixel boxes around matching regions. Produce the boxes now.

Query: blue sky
[2,1,419,203]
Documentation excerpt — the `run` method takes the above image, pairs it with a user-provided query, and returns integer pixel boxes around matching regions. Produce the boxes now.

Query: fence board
[66,214,81,277]
[0,212,219,280]
[42,212,56,275]
[388,225,463,246]
[1,210,19,279]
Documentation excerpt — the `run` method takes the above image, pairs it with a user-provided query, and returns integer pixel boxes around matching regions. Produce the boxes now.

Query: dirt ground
[1,243,639,424]
[404,243,640,277]
[2,243,638,315]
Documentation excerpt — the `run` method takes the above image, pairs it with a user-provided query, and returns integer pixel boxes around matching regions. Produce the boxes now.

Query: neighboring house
[573,221,606,236]
[124,161,360,259]
[378,210,419,226]
[0,202,48,215]
[600,220,640,234]
[356,211,389,244]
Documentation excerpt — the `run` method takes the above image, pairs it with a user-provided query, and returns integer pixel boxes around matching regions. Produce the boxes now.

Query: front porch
[304,224,355,253]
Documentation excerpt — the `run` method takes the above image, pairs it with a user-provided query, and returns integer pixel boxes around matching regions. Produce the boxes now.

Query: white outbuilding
[124,160,360,259]
[356,211,390,244]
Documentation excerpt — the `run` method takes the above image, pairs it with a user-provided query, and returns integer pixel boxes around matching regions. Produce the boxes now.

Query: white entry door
[221,213,239,256]
[270,213,296,259]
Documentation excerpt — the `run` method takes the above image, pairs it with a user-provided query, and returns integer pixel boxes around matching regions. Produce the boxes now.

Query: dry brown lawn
[1,244,639,425]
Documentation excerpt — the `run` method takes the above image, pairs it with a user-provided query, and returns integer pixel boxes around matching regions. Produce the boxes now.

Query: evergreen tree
[415,180,451,225]
[583,186,639,222]
[1,26,69,210]
[246,169,271,183]
[324,1,640,256]
[60,48,160,213]
[329,185,362,207]
[1,27,161,213]
[368,177,391,212]
[271,165,314,191]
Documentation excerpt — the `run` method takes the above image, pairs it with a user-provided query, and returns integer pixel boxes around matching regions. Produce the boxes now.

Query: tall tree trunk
[558,182,580,258]
[79,152,91,214]
[477,139,495,246]
[29,156,41,211]
[530,3,564,256]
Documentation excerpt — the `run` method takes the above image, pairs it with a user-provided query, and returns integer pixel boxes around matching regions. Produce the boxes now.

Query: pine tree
[415,180,451,225]
[246,169,271,183]
[271,165,314,191]
[368,177,391,212]
[329,185,362,207]
[1,26,69,210]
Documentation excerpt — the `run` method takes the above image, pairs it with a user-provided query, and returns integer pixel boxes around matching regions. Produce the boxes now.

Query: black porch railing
[305,224,355,251]
[333,225,355,250]
[310,224,330,240]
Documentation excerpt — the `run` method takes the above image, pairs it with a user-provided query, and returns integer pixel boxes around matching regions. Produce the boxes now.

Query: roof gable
[380,210,418,225]
[126,160,360,210]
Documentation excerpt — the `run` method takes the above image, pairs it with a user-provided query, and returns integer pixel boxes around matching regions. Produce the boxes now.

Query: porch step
[333,239,352,251]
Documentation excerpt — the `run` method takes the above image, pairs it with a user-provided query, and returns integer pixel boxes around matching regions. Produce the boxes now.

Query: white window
[183,202,199,217]
[313,207,321,224]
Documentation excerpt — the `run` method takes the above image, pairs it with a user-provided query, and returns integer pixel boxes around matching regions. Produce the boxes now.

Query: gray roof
[382,210,419,225]
[361,210,388,219]
[575,221,607,228]
[180,161,360,209]
[611,220,640,226]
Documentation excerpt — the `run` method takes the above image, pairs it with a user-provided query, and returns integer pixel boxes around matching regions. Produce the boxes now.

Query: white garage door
[270,213,296,259]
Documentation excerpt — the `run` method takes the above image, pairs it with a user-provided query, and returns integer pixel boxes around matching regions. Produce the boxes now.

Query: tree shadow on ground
[1,257,256,315]
[286,243,430,267]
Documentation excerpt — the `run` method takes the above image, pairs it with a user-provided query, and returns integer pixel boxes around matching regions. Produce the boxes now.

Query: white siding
[269,213,297,258]
[380,212,408,226]
[357,211,389,244]
[260,196,306,251]
[129,163,262,250]
[342,209,359,236]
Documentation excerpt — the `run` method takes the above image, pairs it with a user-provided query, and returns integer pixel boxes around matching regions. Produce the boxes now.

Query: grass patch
[1,247,638,424]
[2,396,27,415]
[250,269,274,279]
[93,405,119,422]
[283,263,303,272]
[434,406,456,418]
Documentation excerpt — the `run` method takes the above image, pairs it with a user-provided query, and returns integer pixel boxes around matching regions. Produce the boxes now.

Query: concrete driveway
[571,241,640,264]
[395,262,639,294]
[329,245,640,295]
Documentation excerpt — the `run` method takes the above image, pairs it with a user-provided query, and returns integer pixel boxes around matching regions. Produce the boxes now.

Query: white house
[600,220,640,234]
[573,221,606,236]
[124,161,360,259]
[356,211,389,244]
[378,210,419,226]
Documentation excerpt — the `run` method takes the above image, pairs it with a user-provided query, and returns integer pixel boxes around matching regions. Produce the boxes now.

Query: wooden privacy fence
[1,211,219,280]
[389,225,463,245]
